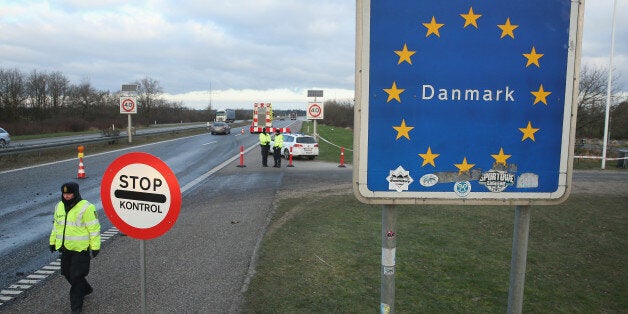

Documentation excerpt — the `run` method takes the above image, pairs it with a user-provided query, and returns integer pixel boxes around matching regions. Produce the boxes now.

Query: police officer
[50,182,101,313]
[272,129,284,168]
[259,127,271,167]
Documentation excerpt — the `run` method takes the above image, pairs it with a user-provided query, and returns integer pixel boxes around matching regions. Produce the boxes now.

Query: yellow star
[497,18,519,39]
[419,146,440,167]
[393,119,414,140]
[519,121,540,141]
[394,43,416,65]
[454,157,475,175]
[383,81,405,103]
[460,7,482,28]
[531,84,552,105]
[491,147,512,166]
[423,16,444,37]
[523,46,544,67]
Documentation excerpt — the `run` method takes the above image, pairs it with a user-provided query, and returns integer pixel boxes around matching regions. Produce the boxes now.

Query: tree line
[0,69,212,135]
[1,65,626,140]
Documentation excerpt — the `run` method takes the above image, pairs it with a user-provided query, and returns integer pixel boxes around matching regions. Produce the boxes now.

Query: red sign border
[308,102,322,118]
[101,152,181,240]
[120,98,136,113]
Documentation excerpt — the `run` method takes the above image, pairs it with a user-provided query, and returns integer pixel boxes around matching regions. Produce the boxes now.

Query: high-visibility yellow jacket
[273,134,284,148]
[259,133,271,145]
[50,200,101,252]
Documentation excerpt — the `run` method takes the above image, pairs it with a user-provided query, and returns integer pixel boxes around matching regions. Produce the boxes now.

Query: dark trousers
[273,147,282,166]
[261,144,270,166]
[61,250,92,312]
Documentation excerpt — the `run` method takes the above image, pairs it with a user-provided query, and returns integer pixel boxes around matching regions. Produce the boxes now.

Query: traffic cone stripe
[77,158,86,179]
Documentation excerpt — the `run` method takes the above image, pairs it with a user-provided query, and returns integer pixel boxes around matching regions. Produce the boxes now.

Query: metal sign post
[101,152,181,313]
[307,90,324,136]
[380,205,397,314]
[355,1,584,312]
[507,205,531,314]
[121,84,138,143]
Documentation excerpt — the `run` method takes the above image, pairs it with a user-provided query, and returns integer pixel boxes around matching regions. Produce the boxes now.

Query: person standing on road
[272,129,284,168]
[49,182,101,314]
[259,127,271,167]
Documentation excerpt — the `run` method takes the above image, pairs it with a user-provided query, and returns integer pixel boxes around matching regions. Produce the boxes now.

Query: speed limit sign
[307,102,324,120]
[120,97,137,114]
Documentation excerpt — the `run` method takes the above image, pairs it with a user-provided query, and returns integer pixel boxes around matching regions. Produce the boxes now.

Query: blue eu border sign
[354,0,584,205]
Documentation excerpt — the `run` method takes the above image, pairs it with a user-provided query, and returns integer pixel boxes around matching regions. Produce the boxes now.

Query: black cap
[61,182,79,195]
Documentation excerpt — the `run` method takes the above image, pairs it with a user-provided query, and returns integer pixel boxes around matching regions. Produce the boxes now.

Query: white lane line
[0,290,22,295]
[181,143,257,193]
[18,280,39,285]
[202,141,218,146]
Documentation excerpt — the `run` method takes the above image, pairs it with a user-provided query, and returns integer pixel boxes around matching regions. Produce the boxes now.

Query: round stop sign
[101,152,181,240]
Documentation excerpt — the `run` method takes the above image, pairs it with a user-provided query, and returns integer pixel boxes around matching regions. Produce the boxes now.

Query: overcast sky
[1,1,626,110]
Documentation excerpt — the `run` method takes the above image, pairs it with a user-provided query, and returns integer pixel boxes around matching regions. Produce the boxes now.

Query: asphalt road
[0,142,353,313]
[0,123,625,312]
[0,119,296,310]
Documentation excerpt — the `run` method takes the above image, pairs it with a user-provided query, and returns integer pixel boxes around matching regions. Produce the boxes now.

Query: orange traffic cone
[77,157,86,179]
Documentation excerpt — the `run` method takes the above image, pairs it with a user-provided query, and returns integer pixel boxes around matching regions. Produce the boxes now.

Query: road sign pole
[381,204,397,314]
[127,114,133,143]
[507,205,531,314]
[140,240,147,314]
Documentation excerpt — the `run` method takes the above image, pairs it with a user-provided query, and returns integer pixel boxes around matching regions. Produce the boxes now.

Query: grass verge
[242,193,627,313]
[301,121,353,164]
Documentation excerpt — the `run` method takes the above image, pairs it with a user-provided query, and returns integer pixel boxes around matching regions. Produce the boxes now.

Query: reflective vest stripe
[56,234,90,241]
[75,202,90,228]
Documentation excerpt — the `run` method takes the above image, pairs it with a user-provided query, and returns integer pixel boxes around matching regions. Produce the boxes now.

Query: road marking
[202,141,218,146]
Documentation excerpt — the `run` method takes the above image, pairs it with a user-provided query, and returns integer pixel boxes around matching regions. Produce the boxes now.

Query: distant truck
[290,112,297,120]
[215,109,235,123]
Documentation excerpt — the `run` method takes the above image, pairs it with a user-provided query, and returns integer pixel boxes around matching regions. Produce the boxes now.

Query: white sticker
[517,173,539,188]
[386,166,414,192]
[454,181,471,197]
[479,169,515,192]
[381,248,396,267]
[420,174,439,187]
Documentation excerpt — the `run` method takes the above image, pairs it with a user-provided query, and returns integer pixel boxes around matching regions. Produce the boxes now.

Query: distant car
[210,122,231,135]
[271,133,319,160]
[0,127,10,148]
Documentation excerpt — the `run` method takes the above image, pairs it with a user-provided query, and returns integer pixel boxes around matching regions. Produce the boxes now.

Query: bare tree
[48,71,69,112]
[136,77,163,124]
[26,70,49,119]
[576,64,624,138]
[68,79,98,119]
[0,68,27,122]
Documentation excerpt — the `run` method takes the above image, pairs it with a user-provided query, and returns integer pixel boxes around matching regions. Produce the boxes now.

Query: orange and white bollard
[77,145,87,178]
[236,146,246,167]
[241,128,244,135]
[287,147,294,167]
[338,147,346,168]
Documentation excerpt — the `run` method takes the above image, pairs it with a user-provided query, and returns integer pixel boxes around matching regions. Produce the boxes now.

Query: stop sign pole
[101,152,181,313]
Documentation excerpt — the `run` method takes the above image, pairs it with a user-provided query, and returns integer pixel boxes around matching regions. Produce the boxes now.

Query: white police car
[270,133,319,160]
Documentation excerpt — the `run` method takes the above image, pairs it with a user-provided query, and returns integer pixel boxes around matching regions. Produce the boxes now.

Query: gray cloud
[0,1,625,110]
